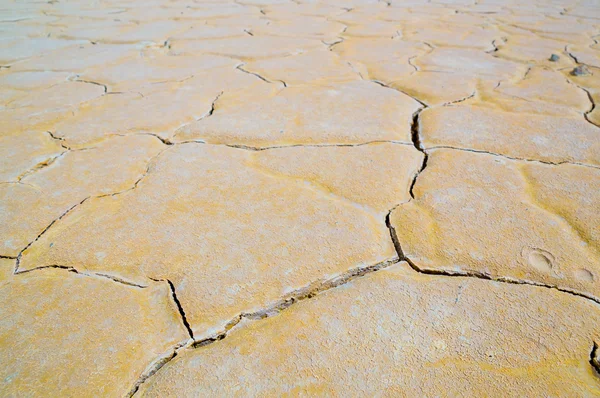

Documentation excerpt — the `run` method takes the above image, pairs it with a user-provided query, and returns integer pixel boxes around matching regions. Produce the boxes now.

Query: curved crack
[14,147,170,272]
[14,264,147,288]
[567,79,600,129]
[196,91,223,121]
[428,145,600,170]
[145,278,195,339]
[127,256,399,395]
[47,131,71,150]
[408,99,429,199]
[384,209,600,306]
[14,197,88,273]
[235,63,287,87]
[72,78,108,93]
[591,342,600,376]
[16,151,67,182]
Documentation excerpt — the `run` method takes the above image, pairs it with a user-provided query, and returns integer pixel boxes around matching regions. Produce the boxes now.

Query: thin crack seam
[149,277,194,340]
[127,101,595,390]
[14,264,147,288]
[384,211,600,306]
[127,256,399,397]
[131,208,600,395]
[566,79,600,129]
[428,144,600,170]
[12,148,169,272]
[235,63,287,87]
[591,342,600,375]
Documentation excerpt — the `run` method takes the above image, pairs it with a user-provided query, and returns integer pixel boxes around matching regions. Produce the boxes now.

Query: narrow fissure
[14,197,89,273]
[165,279,194,340]
[197,91,223,121]
[408,106,429,199]
[591,342,600,376]
[385,211,600,306]
[235,64,286,88]
[429,144,600,170]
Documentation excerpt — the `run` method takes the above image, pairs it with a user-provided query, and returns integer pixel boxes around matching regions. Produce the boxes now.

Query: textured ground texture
[1,0,600,396]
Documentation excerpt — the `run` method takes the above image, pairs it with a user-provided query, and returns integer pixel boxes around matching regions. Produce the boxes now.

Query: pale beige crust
[139,263,600,397]
[1,0,600,395]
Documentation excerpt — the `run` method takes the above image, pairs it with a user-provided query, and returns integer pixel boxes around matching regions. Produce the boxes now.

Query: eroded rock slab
[0,269,187,397]
[139,263,600,397]
[19,144,397,338]
[390,149,600,300]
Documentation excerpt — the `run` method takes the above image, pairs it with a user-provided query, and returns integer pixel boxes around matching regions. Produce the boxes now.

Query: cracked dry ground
[2,0,600,397]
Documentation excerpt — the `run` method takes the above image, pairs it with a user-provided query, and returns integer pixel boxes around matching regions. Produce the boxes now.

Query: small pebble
[549,54,559,62]
[571,65,591,76]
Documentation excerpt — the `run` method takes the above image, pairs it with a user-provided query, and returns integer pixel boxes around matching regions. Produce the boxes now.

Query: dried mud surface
[1,0,600,396]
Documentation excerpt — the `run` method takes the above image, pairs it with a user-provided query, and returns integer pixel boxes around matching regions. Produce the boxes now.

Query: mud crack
[591,342,600,376]
[408,105,429,199]
[385,211,600,306]
[129,256,399,395]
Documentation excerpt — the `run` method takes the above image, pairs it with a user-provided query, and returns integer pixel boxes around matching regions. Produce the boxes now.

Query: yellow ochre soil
[1,0,600,396]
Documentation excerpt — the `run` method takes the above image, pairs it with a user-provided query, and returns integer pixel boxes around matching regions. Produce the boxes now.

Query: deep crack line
[235,63,287,87]
[591,342,600,376]
[148,278,194,340]
[192,256,399,347]
[14,264,147,288]
[128,256,399,395]
[384,210,600,307]
[167,279,194,340]
[196,91,223,121]
[568,80,600,129]
[224,140,414,151]
[47,131,71,150]
[408,104,429,199]
[127,341,187,398]
[14,197,89,273]
[74,78,108,93]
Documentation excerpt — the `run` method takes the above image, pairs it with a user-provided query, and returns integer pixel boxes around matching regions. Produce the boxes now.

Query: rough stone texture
[0,269,188,397]
[2,0,600,396]
[139,263,600,397]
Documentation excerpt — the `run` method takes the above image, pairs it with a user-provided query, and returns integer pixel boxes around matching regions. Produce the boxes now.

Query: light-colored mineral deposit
[1,0,600,396]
